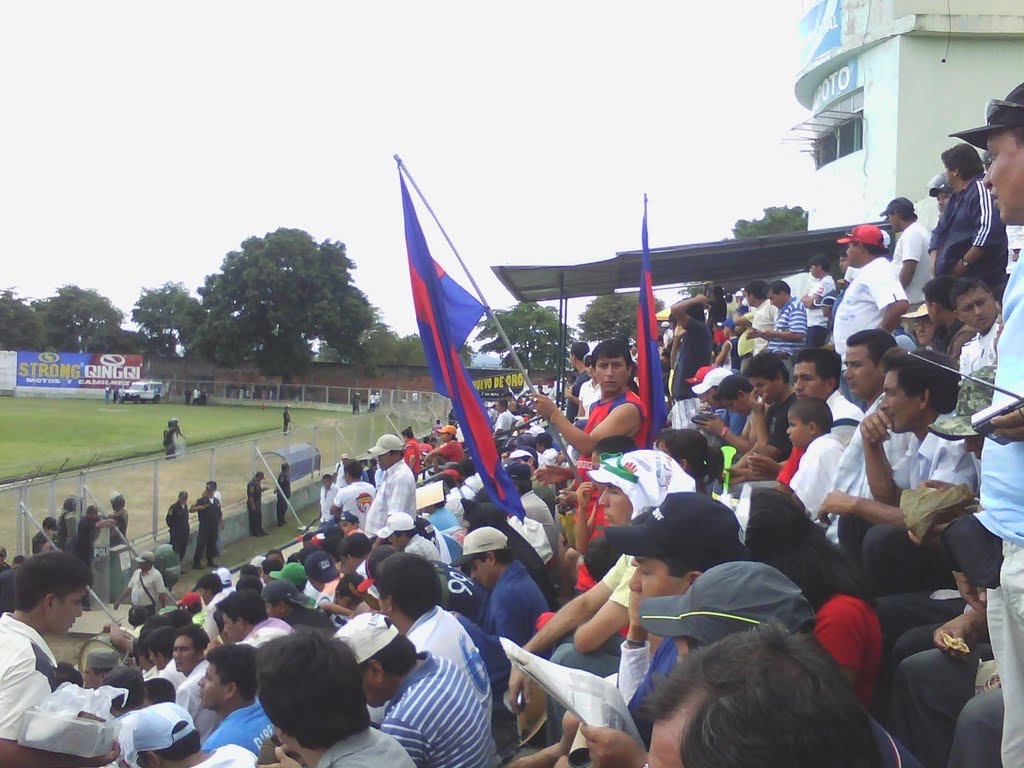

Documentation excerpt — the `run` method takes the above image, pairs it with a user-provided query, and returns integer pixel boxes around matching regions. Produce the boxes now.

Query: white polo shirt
[833,257,908,358]
[826,390,865,448]
[891,432,978,493]
[891,221,933,305]
[0,614,56,739]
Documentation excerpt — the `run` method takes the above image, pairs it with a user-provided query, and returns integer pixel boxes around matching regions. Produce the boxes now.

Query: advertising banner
[812,58,860,113]
[799,0,842,69]
[16,351,144,388]
[472,370,526,399]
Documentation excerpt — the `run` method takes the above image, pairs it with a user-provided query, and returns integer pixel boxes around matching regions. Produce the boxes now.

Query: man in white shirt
[801,256,836,347]
[884,197,934,305]
[113,551,171,613]
[374,552,492,717]
[365,434,417,535]
[492,399,515,435]
[332,459,376,531]
[823,348,973,595]
[832,225,910,360]
[791,348,863,447]
[173,625,221,739]
[319,474,338,525]
[952,277,1001,374]
[0,552,118,767]
[745,280,778,356]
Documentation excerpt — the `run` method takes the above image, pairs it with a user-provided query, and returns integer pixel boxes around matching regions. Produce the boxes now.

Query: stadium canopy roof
[492,223,869,303]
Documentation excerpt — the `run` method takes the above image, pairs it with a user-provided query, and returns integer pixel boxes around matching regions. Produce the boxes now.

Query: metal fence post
[152,460,160,541]
[209,446,216,485]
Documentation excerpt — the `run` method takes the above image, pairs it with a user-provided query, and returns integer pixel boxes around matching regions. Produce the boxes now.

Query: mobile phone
[972,397,1024,444]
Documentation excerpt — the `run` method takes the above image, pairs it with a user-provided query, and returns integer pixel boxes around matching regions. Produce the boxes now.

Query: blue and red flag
[636,195,667,448]
[400,173,526,520]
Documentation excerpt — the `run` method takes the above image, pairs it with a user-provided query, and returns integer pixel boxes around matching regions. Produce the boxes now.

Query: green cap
[930,366,995,439]
[270,561,308,588]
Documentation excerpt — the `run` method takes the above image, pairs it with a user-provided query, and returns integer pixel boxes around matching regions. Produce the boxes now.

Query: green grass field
[0,399,341,481]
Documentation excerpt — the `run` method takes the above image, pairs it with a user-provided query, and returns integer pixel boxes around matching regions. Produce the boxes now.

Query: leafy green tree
[475,302,566,371]
[578,293,665,343]
[732,206,809,239]
[0,289,44,350]
[32,286,125,352]
[132,282,204,357]
[194,228,374,376]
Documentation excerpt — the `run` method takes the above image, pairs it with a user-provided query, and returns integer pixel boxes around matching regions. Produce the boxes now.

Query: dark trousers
[888,646,1001,768]
[840,521,956,596]
[872,595,966,719]
[248,506,265,536]
[169,529,189,563]
[276,497,288,526]
[192,525,217,567]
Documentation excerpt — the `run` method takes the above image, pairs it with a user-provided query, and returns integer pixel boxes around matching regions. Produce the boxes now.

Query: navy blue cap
[304,551,340,583]
[604,492,746,569]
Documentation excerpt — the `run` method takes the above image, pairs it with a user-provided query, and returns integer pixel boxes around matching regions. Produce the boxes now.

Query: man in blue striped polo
[754,280,807,366]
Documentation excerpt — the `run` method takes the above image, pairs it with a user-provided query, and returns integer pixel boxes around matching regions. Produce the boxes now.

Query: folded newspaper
[500,638,642,744]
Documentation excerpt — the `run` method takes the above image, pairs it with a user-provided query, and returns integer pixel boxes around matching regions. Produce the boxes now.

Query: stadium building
[791,0,1024,230]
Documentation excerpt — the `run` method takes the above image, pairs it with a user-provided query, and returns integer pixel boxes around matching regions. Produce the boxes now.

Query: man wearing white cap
[337,613,496,768]
[114,551,171,615]
[119,701,256,767]
[377,512,441,561]
[458,527,548,647]
[365,435,417,535]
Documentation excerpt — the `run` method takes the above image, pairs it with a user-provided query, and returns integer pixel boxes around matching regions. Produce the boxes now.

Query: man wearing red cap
[423,425,464,470]
[832,225,909,362]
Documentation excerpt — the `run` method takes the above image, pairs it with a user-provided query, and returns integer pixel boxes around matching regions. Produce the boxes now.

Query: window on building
[812,91,864,169]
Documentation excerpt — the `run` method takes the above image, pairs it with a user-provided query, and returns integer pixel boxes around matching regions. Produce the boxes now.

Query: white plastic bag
[18,683,125,758]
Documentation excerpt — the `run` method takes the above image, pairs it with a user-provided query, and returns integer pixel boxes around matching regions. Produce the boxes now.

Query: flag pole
[394,155,579,475]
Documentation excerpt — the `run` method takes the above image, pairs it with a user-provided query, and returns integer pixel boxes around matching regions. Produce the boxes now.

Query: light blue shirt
[202,701,274,756]
[979,261,1024,546]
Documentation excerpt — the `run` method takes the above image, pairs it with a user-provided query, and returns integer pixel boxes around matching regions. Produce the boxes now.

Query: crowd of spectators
[2,82,1024,768]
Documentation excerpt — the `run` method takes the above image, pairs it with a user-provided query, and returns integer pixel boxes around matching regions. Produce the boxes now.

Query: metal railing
[2,396,450,556]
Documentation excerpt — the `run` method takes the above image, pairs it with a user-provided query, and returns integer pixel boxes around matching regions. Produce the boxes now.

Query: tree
[194,228,374,376]
[0,289,44,350]
[732,206,809,239]
[32,286,125,352]
[475,302,566,371]
[131,282,204,357]
[578,293,665,343]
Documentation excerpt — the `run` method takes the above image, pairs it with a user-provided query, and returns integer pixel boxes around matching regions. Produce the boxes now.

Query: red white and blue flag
[636,195,667,448]
[400,173,526,520]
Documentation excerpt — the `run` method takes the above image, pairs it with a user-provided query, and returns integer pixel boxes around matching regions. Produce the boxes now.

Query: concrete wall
[102,482,320,602]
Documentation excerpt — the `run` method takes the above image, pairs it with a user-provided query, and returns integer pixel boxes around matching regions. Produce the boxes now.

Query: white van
[121,380,165,404]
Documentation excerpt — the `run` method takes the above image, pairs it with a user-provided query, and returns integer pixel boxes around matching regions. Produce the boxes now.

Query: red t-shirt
[437,441,465,463]
[404,438,421,475]
[585,391,649,449]
[815,594,882,708]
[776,446,806,487]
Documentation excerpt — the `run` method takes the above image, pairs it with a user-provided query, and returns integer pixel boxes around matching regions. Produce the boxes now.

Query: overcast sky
[1,2,817,339]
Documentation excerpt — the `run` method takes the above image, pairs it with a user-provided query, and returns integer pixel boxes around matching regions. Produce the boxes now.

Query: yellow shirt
[600,554,636,608]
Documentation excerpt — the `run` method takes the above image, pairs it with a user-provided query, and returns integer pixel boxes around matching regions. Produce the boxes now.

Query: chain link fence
[1,395,450,557]
[158,379,450,415]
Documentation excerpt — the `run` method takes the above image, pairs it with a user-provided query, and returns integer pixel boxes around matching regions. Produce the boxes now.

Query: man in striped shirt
[754,280,808,362]
[338,613,496,768]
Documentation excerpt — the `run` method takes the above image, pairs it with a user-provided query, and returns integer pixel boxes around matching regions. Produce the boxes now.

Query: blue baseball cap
[304,551,340,583]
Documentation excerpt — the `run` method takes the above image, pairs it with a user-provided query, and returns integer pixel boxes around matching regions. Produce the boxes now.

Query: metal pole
[395,156,578,474]
[256,447,302,526]
[152,460,159,541]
